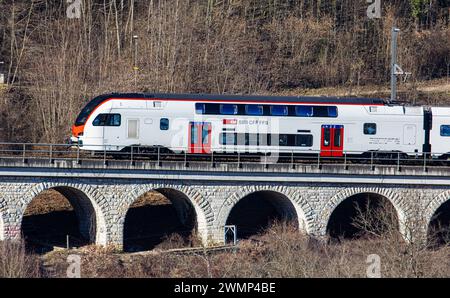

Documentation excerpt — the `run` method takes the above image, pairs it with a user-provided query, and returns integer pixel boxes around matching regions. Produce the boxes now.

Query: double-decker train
[70,93,450,158]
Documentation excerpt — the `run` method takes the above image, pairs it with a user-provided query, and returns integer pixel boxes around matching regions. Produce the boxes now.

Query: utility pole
[390,27,411,102]
[0,61,4,85]
[391,28,400,102]
[133,35,139,89]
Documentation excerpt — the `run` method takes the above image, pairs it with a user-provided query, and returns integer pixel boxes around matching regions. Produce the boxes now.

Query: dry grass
[33,220,449,278]
[154,230,204,251]
[0,241,40,278]
[1,218,448,278]
[277,78,450,99]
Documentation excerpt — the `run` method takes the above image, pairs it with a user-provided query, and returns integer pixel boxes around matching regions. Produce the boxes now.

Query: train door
[188,122,212,154]
[103,114,123,149]
[320,125,344,157]
[403,124,416,145]
[127,119,139,139]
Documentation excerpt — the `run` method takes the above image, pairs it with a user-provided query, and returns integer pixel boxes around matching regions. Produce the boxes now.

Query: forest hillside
[0,0,449,143]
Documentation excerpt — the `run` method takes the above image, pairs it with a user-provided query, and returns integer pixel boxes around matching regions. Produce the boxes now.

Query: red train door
[320,125,344,157]
[189,122,212,154]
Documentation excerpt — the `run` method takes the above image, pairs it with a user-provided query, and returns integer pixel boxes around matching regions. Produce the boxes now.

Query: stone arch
[426,191,450,228]
[217,185,315,237]
[120,183,213,246]
[0,216,3,241]
[426,191,450,244]
[0,203,4,241]
[22,182,108,245]
[320,187,407,239]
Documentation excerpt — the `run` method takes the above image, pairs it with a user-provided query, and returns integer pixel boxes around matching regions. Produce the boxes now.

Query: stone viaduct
[0,159,449,250]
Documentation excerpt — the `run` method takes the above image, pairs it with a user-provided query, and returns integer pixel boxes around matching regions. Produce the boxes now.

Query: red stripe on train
[223,119,238,125]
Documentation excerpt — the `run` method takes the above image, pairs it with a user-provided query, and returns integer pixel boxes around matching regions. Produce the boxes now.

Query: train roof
[99,92,387,105]
[75,92,388,126]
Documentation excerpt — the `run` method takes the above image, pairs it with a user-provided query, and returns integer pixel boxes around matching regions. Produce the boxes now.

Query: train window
[279,134,289,146]
[245,105,264,116]
[328,106,338,117]
[220,133,314,147]
[271,105,288,116]
[289,134,297,146]
[312,106,338,117]
[195,103,338,117]
[93,114,108,126]
[248,133,259,146]
[202,125,209,144]
[334,129,341,147]
[440,125,450,137]
[220,104,238,115]
[231,133,238,145]
[160,118,169,130]
[93,114,121,126]
[244,133,250,146]
[296,135,313,147]
[364,123,377,135]
[313,106,329,117]
[220,133,236,145]
[259,134,270,146]
[191,125,198,144]
[208,104,221,114]
[323,128,331,147]
[296,106,314,117]
[195,103,206,114]
[109,114,121,126]
[236,133,246,146]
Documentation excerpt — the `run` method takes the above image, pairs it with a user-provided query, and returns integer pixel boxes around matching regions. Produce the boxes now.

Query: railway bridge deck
[0,146,448,251]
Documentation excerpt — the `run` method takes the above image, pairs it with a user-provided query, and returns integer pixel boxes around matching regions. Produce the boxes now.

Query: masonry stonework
[0,175,448,250]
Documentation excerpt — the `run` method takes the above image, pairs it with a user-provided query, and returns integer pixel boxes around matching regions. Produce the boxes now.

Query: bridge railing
[0,142,447,171]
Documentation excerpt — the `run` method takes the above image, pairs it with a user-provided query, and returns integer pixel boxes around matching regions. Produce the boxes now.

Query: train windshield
[74,96,106,126]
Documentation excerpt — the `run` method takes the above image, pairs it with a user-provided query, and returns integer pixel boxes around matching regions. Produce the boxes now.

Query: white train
[70,93,450,158]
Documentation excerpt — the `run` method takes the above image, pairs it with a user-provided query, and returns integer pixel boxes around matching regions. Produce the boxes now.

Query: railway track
[0,142,449,169]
